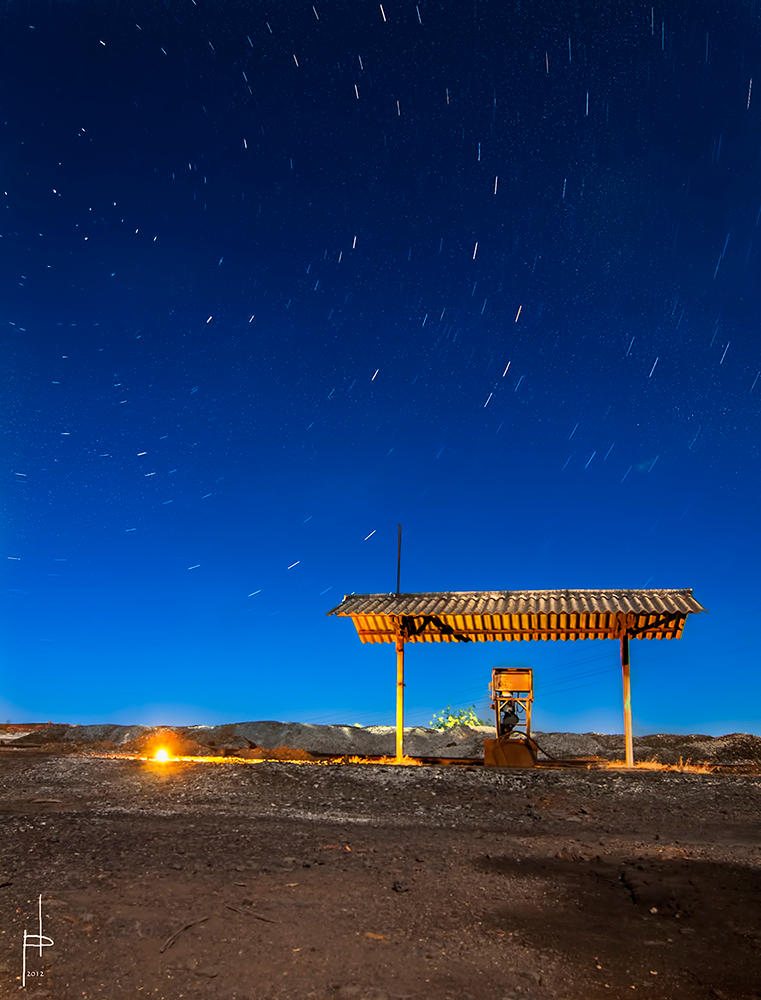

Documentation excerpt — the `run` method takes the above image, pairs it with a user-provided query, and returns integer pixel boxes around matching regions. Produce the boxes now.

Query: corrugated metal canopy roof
[327,589,706,643]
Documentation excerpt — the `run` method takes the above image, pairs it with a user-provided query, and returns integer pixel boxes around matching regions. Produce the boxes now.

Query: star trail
[2,0,759,733]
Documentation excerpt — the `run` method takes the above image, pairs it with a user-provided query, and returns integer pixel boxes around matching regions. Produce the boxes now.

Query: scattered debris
[159,916,210,953]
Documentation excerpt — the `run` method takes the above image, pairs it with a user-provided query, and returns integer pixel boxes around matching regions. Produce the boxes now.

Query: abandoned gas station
[328,589,706,767]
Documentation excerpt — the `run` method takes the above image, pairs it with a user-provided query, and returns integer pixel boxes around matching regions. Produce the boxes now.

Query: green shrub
[429,705,487,729]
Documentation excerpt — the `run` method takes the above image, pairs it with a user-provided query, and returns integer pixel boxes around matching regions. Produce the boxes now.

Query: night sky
[3,0,760,735]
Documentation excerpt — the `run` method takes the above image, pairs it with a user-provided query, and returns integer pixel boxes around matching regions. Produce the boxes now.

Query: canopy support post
[395,629,405,762]
[621,632,634,767]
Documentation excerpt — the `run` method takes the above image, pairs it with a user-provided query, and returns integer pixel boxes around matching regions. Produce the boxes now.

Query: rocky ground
[0,726,760,999]
[2,721,761,769]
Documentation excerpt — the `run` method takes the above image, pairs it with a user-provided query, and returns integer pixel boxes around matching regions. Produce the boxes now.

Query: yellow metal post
[621,632,634,767]
[395,631,405,761]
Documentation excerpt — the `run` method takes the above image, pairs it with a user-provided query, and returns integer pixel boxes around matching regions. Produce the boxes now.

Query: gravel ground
[0,747,760,1000]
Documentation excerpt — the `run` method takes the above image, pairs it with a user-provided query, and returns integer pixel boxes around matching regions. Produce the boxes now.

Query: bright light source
[154,748,169,762]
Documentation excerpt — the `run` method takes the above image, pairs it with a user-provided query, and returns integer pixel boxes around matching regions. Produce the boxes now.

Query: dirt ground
[1,750,760,1000]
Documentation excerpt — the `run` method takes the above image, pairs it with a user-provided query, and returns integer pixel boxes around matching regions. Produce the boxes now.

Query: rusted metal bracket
[399,614,471,642]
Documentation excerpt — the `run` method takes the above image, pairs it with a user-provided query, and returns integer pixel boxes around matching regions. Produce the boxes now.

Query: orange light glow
[340,754,424,766]
[154,748,170,762]
[600,757,713,773]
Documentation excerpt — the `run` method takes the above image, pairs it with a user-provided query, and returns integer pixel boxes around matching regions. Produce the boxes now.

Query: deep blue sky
[2,0,759,734]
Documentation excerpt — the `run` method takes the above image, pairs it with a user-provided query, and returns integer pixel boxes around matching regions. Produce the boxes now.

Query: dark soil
[0,750,760,1000]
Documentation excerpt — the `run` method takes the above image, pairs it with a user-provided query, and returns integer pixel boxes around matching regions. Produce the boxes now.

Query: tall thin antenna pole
[396,524,402,595]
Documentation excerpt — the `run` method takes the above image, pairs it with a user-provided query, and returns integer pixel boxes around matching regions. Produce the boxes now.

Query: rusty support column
[621,632,634,767]
[395,629,405,761]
